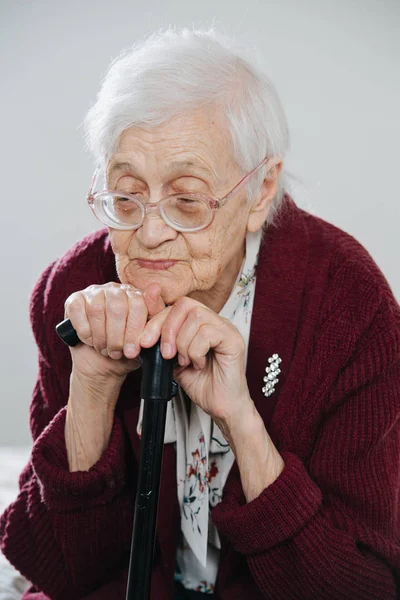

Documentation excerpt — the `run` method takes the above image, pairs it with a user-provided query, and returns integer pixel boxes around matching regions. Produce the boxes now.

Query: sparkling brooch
[262,354,282,397]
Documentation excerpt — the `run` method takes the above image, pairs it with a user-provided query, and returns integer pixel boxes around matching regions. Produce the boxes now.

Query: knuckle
[220,316,233,332]
[162,323,176,339]
[125,321,142,340]
[108,302,126,319]
[191,306,205,322]
[84,288,104,307]
[121,283,140,292]
[199,323,212,337]
[84,284,100,294]
[64,291,82,311]
[86,302,105,317]
[127,293,146,313]
[124,330,140,346]
[107,284,123,296]
[225,322,245,354]
[174,296,191,311]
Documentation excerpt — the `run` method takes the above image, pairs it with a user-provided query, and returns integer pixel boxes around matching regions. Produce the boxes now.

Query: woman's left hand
[141,296,253,428]
[141,295,285,500]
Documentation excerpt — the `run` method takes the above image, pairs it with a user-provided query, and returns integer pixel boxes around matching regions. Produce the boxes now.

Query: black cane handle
[55,318,80,347]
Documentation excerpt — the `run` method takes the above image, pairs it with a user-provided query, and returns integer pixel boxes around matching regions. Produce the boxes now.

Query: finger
[123,290,148,358]
[140,306,173,349]
[83,286,107,352]
[178,322,224,369]
[175,311,206,366]
[143,283,166,317]
[104,286,128,359]
[186,328,211,370]
[161,298,215,359]
[176,316,238,367]
[195,322,245,359]
[64,291,93,346]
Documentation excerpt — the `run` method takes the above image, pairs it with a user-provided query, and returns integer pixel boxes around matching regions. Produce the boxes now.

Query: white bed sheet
[0,447,32,600]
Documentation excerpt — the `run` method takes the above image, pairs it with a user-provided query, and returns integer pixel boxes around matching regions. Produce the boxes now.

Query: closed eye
[177,196,197,203]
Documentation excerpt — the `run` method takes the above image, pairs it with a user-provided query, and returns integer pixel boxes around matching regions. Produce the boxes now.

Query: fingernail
[162,342,173,358]
[110,350,122,360]
[124,344,137,358]
[101,349,109,357]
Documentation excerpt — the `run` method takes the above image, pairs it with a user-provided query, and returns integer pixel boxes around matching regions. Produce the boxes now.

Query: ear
[247,161,283,232]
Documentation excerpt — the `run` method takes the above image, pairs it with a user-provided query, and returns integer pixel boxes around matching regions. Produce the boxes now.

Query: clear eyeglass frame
[87,156,278,233]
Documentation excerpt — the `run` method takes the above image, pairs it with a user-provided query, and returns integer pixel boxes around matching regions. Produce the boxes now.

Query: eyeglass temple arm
[219,157,278,206]
[87,167,101,200]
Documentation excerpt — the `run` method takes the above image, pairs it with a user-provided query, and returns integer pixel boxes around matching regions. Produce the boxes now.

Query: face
[107,106,274,308]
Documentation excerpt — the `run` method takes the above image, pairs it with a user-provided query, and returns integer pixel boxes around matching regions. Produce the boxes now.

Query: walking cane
[56,318,177,600]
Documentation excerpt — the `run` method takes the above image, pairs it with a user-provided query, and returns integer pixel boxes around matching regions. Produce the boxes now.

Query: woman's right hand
[64,281,167,389]
[63,281,168,471]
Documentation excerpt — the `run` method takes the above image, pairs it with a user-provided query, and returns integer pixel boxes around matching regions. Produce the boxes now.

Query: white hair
[84,27,290,225]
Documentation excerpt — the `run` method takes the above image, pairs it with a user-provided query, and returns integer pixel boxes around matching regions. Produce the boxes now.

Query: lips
[136,259,177,271]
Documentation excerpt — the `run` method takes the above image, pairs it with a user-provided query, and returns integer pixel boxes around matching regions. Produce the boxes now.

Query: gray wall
[0,0,399,446]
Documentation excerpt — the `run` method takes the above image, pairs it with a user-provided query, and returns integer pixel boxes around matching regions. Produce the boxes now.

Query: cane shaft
[126,399,168,599]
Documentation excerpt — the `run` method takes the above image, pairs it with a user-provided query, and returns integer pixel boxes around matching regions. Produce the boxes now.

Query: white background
[0,0,399,445]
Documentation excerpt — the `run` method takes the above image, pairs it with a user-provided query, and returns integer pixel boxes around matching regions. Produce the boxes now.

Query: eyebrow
[108,159,220,184]
[169,160,216,179]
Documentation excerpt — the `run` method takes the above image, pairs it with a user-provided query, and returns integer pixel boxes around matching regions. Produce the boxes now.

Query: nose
[135,206,179,249]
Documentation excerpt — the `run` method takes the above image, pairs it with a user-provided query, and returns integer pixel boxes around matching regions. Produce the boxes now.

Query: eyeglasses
[87,156,278,233]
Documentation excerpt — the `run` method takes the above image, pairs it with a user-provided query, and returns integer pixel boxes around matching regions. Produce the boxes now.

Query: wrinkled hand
[140,296,253,426]
[65,285,253,426]
[64,281,168,386]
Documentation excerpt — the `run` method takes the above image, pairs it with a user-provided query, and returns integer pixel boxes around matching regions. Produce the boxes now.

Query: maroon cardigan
[1,197,399,599]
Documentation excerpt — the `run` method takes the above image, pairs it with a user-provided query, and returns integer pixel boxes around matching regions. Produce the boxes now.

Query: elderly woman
[1,28,399,600]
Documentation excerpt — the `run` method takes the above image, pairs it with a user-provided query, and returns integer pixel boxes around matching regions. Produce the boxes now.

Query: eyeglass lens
[101,193,212,230]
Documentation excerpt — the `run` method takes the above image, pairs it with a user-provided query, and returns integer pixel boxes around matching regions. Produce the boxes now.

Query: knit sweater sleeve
[0,253,136,600]
[212,262,400,599]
